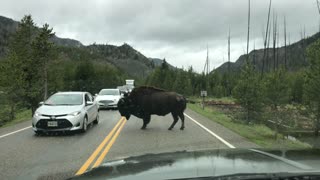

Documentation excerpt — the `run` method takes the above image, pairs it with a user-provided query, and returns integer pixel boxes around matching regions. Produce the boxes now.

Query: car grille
[99,100,113,104]
[35,119,73,129]
[42,114,67,117]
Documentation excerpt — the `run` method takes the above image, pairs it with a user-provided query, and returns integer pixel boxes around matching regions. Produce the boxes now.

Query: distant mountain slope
[0,15,83,58]
[216,32,320,73]
[149,58,175,69]
[0,15,156,78]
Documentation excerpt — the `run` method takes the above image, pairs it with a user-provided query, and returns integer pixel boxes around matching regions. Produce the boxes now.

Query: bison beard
[117,86,187,130]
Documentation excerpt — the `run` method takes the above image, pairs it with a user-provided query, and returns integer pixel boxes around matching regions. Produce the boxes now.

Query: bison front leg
[168,112,179,130]
[141,115,151,130]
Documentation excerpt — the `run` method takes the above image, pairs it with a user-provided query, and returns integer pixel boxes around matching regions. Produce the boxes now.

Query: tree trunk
[315,102,320,136]
[44,61,48,100]
[9,103,15,121]
[31,106,36,117]
[261,0,272,78]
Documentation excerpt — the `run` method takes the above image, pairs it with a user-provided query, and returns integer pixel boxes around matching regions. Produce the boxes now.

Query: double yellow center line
[75,117,127,175]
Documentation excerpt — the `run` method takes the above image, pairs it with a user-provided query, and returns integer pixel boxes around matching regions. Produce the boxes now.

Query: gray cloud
[0,0,319,71]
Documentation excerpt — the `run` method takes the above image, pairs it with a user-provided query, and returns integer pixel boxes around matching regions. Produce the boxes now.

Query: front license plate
[47,121,58,127]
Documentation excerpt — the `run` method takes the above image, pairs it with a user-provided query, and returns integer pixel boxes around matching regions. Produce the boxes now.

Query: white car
[95,89,122,110]
[32,92,99,134]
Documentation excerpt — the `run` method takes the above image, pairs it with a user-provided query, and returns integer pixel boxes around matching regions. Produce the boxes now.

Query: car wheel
[93,112,99,124]
[34,131,43,136]
[81,116,88,133]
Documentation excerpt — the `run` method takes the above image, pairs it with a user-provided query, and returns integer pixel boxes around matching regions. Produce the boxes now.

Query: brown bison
[117,86,187,130]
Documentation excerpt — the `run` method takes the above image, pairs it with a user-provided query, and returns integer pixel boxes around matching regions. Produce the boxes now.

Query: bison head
[117,97,132,120]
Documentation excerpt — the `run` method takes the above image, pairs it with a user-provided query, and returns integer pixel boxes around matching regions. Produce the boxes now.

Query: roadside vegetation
[0,109,31,128]
[188,103,311,149]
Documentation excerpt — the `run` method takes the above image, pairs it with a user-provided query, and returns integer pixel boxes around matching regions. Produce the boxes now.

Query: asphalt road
[0,108,258,180]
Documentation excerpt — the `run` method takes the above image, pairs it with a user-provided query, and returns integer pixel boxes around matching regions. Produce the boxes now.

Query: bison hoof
[180,127,185,130]
[141,126,146,130]
[168,127,173,130]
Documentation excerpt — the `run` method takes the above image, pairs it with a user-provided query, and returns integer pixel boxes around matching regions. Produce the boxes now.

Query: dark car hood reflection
[70,148,320,180]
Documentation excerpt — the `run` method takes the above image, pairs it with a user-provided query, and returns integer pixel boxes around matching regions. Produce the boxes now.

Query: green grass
[188,103,311,149]
[188,96,236,104]
[1,109,31,128]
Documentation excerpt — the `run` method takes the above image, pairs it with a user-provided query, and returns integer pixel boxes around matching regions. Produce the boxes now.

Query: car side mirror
[39,102,44,105]
[86,101,93,106]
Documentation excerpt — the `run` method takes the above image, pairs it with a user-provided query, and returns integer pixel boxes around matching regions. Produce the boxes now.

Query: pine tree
[305,39,320,136]
[264,68,289,109]
[233,62,264,123]
[32,23,55,100]
[1,15,41,115]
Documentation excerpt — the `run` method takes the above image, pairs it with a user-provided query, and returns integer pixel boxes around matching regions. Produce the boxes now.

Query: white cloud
[1,0,319,72]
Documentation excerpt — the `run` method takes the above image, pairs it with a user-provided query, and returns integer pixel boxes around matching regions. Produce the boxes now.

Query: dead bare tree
[276,17,280,69]
[261,0,272,77]
[246,0,251,64]
[300,26,306,64]
[267,19,272,72]
[272,11,277,71]
[228,27,231,72]
[227,27,231,96]
[284,16,287,70]
[253,40,256,66]
[288,33,291,68]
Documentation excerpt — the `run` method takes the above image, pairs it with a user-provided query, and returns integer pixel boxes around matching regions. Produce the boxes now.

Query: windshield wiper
[182,172,320,180]
[56,104,79,106]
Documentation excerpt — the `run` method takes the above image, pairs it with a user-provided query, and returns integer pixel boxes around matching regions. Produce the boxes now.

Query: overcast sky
[1,0,319,72]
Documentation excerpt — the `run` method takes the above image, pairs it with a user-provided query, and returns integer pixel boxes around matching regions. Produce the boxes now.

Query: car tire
[81,116,88,133]
[34,131,43,136]
[93,112,99,124]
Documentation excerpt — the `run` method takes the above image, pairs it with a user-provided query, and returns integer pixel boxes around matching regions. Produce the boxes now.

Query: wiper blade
[56,104,78,106]
[183,172,320,180]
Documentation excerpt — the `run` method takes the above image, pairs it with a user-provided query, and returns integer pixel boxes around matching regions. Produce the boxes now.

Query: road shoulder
[0,120,31,138]
[185,108,260,148]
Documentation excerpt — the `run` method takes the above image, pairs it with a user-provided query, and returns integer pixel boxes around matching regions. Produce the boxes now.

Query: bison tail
[176,96,187,111]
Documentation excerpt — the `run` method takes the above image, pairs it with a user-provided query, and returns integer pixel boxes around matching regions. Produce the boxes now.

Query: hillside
[149,58,175,69]
[216,32,320,73]
[0,15,83,58]
[59,43,155,78]
[0,15,164,78]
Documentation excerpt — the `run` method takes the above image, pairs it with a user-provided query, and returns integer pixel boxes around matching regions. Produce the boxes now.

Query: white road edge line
[184,113,235,149]
[0,126,32,139]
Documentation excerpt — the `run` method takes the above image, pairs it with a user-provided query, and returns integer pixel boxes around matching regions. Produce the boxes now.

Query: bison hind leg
[169,112,179,130]
[178,113,185,130]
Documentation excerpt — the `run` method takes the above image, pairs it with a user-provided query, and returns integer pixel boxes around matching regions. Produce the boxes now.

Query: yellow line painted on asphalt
[75,117,125,175]
[92,118,127,168]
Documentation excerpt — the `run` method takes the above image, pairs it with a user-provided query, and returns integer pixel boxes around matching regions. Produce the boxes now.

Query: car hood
[36,105,83,115]
[95,95,120,101]
[70,148,320,180]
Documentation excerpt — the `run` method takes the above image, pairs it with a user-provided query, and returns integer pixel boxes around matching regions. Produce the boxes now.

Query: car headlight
[34,112,42,117]
[69,111,81,116]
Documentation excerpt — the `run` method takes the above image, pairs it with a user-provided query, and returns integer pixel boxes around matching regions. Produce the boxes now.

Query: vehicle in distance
[32,92,99,134]
[125,79,135,92]
[95,89,122,110]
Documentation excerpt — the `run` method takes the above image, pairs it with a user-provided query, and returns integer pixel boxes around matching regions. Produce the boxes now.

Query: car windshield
[1,0,320,180]
[99,89,120,96]
[45,94,83,106]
